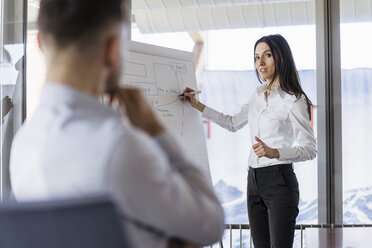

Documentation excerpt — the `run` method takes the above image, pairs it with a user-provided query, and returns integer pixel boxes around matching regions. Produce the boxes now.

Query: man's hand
[110,87,165,137]
[252,136,280,159]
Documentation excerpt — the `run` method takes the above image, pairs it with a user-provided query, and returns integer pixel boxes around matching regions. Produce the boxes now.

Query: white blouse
[202,83,317,168]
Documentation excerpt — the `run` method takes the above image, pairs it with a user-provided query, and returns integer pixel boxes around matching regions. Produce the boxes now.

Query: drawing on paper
[122,59,189,137]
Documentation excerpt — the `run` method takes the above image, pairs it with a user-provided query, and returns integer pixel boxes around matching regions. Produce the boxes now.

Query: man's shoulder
[112,125,157,152]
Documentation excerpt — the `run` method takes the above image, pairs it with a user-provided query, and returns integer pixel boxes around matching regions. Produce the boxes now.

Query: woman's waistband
[249,163,293,174]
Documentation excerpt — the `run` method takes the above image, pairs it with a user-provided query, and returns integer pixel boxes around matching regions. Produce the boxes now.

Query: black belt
[249,163,293,174]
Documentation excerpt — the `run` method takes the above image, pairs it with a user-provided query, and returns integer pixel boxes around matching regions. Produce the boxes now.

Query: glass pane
[1,0,26,201]
[26,1,45,119]
[340,15,372,223]
[131,28,194,52]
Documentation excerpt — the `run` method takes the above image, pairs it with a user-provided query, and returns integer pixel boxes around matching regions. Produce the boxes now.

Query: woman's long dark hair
[254,34,312,120]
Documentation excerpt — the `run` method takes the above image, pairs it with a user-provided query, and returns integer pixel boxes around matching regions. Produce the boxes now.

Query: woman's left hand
[253,136,280,159]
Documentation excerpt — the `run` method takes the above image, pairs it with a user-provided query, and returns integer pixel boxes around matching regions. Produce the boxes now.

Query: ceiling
[27,0,372,33]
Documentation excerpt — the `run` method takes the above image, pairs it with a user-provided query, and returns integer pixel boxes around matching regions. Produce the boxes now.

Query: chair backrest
[0,195,131,248]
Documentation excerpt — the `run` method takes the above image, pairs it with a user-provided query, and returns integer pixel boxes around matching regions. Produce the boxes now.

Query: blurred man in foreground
[10,0,224,247]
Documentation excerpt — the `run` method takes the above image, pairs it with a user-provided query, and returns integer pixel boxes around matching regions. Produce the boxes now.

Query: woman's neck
[266,79,280,90]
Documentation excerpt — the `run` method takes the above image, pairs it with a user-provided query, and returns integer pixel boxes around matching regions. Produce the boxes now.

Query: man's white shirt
[10,83,224,248]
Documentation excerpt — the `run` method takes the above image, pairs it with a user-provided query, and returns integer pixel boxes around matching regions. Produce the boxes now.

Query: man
[10,0,225,247]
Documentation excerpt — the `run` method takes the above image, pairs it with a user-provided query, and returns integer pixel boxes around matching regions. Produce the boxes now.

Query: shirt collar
[256,83,267,95]
[40,82,106,111]
[276,86,287,99]
[256,82,287,99]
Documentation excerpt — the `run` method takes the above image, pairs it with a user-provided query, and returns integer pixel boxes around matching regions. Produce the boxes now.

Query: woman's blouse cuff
[276,147,297,161]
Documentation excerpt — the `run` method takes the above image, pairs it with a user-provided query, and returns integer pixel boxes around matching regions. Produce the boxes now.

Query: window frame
[316,0,343,224]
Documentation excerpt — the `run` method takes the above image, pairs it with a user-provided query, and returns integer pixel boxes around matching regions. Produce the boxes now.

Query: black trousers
[247,164,299,248]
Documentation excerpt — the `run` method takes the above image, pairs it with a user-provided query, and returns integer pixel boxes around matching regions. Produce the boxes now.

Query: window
[131,28,194,52]
[0,0,26,201]
[340,22,372,224]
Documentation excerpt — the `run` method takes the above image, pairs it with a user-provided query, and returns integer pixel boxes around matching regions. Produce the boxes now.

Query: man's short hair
[38,0,127,47]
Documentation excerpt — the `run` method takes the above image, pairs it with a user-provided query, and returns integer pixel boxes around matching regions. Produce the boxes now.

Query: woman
[181,34,317,248]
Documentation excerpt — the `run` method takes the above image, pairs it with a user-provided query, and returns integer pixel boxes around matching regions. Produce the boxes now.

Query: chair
[0,195,131,248]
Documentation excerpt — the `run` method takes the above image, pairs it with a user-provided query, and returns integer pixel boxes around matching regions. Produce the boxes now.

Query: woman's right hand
[181,87,206,112]
[181,87,198,107]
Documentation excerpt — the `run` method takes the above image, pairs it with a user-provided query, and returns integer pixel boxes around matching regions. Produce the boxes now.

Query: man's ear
[105,35,121,69]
